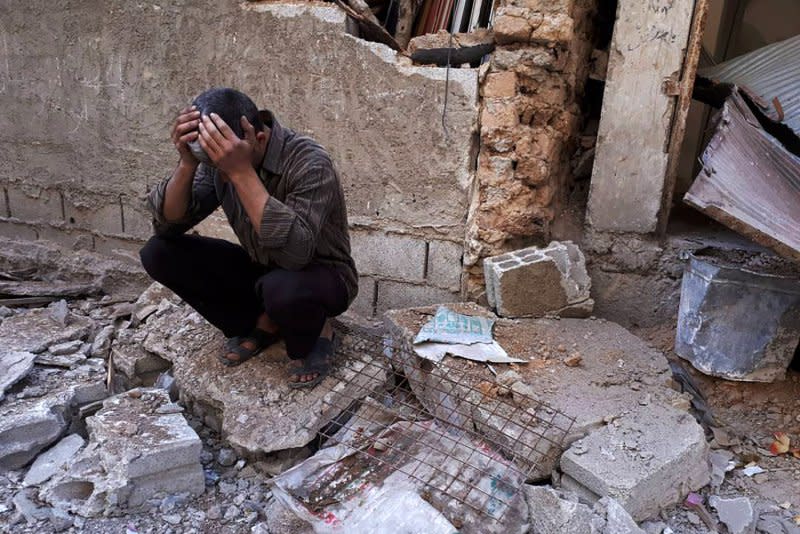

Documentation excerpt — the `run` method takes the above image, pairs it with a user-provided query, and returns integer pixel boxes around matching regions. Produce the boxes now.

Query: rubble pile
[0,279,798,533]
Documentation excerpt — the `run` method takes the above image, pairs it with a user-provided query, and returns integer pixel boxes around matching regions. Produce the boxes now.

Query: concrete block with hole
[40,388,204,516]
[483,241,593,318]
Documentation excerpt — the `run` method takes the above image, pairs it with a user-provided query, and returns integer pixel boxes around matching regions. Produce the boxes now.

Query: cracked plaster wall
[0,0,479,314]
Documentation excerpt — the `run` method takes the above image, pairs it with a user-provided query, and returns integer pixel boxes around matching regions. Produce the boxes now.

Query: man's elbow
[276,239,315,271]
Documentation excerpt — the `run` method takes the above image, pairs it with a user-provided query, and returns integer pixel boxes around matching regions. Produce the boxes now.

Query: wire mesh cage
[292,319,577,529]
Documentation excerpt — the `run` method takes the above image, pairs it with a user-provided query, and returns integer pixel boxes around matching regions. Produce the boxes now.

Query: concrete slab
[560,403,710,521]
[134,304,391,456]
[41,389,204,516]
[384,303,688,480]
[0,305,92,354]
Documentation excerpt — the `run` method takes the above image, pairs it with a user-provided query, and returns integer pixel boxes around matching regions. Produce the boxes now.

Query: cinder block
[349,277,377,318]
[351,231,426,282]
[6,185,62,224]
[0,188,8,217]
[560,403,710,521]
[93,235,144,265]
[0,219,39,241]
[483,241,593,318]
[426,240,463,291]
[64,200,123,235]
[376,280,458,314]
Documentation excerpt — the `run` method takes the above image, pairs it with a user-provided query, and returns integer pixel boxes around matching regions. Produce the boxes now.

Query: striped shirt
[145,110,358,305]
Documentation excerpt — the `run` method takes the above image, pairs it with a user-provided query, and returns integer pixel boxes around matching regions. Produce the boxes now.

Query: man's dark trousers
[139,234,349,359]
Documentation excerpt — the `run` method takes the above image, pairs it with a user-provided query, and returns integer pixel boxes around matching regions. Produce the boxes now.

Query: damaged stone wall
[464,0,597,300]
[0,1,479,315]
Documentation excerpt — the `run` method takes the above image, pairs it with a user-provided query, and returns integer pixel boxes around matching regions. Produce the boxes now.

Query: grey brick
[351,231,426,282]
[426,240,463,291]
[6,185,62,223]
[1,187,8,217]
[121,202,154,240]
[376,280,459,314]
[37,226,93,251]
[349,277,377,318]
[64,200,123,235]
[0,219,38,241]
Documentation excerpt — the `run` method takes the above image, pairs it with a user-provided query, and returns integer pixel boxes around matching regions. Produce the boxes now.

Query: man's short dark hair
[192,88,263,138]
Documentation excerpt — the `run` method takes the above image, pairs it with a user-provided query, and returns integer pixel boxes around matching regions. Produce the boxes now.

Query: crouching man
[140,87,358,388]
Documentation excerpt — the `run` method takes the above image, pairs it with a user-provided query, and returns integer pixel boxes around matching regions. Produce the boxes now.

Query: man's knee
[139,235,175,282]
[257,272,308,316]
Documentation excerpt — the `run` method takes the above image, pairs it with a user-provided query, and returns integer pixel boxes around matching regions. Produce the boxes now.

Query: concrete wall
[0,1,479,315]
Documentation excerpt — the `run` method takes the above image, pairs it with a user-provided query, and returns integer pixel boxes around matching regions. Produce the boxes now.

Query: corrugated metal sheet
[698,35,800,136]
[684,91,800,262]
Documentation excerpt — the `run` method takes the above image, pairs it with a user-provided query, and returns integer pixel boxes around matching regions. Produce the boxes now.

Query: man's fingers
[175,119,200,136]
[201,114,228,146]
[176,110,201,125]
[178,131,199,144]
[241,116,256,145]
[198,121,222,156]
[209,113,238,141]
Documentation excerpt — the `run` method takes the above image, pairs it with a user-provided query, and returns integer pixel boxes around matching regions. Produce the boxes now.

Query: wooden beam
[586,0,697,234]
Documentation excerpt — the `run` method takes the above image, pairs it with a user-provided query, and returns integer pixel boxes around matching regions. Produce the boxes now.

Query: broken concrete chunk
[13,489,53,524]
[41,388,204,517]
[139,304,390,456]
[0,306,92,354]
[35,352,87,368]
[385,303,685,481]
[50,299,71,327]
[560,403,710,521]
[0,350,36,401]
[0,378,107,470]
[594,497,647,534]
[48,340,84,356]
[90,325,115,359]
[23,434,86,487]
[483,241,593,318]
[709,496,756,534]
[525,485,596,534]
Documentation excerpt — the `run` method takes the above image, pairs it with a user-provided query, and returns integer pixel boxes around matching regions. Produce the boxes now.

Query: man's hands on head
[172,106,201,168]
[198,113,258,181]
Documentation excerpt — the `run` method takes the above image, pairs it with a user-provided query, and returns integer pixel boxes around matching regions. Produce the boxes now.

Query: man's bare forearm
[162,161,198,223]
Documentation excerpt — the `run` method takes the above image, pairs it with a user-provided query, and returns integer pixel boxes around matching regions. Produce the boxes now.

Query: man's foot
[219,328,280,367]
[288,334,336,389]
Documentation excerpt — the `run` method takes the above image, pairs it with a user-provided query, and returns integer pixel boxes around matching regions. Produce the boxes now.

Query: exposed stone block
[41,389,204,517]
[6,185,62,224]
[376,280,459,314]
[36,226,94,252]
[493,7,543,45]
[531,13,575,44]
[476,155,516,187]
[508,0,575,13]
[481,98,520,131]
[482,71,518,98]
[560,403,711,521]
[0,350,35,401]
[492,47,566,74]
[525,485,596,533]
[121,202,154,240]
[483,241,593,318]
[426,239,463,291]
[351,231,427,282]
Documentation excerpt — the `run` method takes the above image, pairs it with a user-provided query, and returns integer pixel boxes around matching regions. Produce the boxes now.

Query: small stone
[128,388,143,399]
[686,511,700,525]
[50,300,71,326]
[753,473,769,484]
[155,403,184,415]
[217,448,237,467]
[90,325,115,358]
[50,507,73,532]
[219,481,237,495]
[48,340,84,355]
[224,505,240,520]
[564,354,582,367]
[162,513,182,525]
[207,504,222,520]
[709,496,755,534]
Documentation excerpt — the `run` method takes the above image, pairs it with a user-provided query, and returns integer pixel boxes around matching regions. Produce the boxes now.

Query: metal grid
[297,320,577,528]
